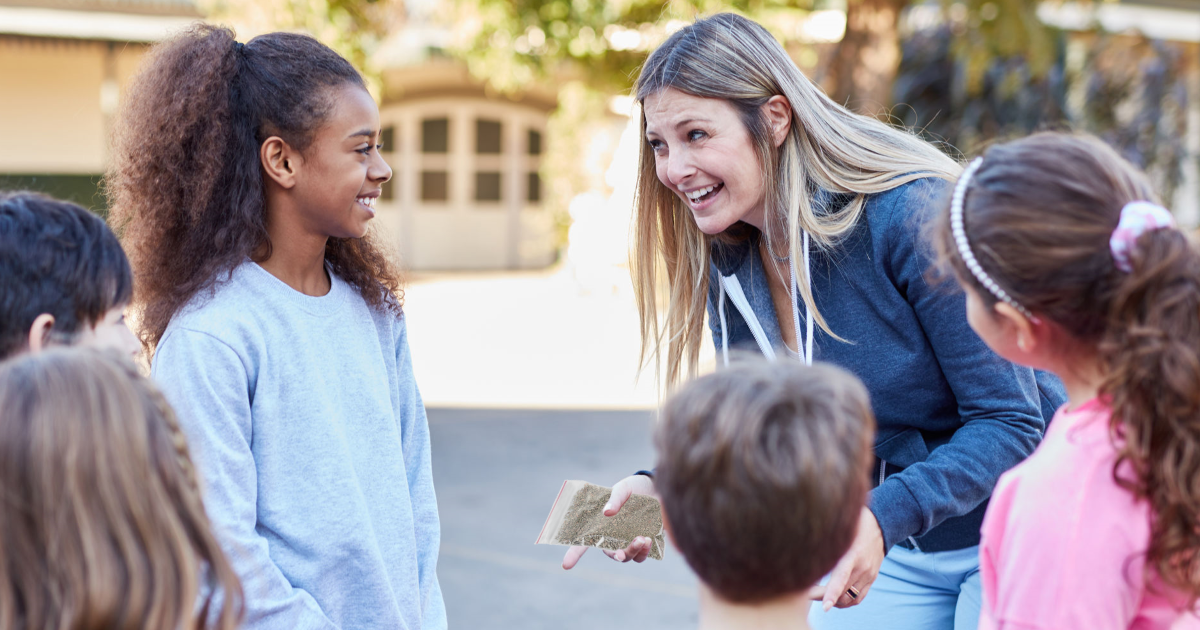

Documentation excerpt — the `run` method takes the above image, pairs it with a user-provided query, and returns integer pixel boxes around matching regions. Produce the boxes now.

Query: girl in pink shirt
[930,132,1200,629]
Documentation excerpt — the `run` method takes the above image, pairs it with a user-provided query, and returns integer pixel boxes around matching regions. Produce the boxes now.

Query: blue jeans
[809,545,982,630]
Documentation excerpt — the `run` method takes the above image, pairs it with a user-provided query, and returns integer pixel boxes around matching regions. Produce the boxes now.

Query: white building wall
[378,97,555,271]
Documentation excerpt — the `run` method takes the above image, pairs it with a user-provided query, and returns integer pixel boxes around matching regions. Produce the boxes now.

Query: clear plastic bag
[535,480,665,560]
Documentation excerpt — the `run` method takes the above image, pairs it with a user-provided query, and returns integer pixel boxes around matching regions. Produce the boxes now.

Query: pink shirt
[979,398,1199,630]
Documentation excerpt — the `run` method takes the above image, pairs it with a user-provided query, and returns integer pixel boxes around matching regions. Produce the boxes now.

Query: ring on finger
[846,586,860,601]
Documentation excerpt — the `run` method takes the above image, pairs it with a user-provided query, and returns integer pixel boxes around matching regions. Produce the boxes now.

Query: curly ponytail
[107,24,402,352]
[1103,227,1200,600]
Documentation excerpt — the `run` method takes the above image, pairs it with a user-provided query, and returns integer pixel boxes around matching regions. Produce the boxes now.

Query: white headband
[951,157,1038,321]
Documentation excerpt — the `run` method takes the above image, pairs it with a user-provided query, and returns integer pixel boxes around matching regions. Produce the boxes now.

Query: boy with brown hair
[655,360,876,630]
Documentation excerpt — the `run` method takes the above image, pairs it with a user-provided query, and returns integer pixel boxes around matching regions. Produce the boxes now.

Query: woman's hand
[810,507,886,610]
[561,474,658,570]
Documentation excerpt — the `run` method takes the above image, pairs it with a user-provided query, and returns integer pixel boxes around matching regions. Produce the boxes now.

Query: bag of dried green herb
[535,480,666,560]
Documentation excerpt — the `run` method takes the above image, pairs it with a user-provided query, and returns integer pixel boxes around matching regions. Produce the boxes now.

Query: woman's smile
[642,88,767,234]
[683,182,725,209]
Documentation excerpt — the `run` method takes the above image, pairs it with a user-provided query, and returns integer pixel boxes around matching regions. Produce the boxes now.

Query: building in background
[0,0,560,270]
[0,0,200,211]
[374,49,559,270]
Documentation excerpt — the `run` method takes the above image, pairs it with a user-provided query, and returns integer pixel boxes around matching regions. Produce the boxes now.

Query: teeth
[686,184,717,201]
[358,196,376,208]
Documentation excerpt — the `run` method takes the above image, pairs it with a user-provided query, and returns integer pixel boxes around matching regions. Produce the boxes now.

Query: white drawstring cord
[789,231,814,366]
[718,280,729,367]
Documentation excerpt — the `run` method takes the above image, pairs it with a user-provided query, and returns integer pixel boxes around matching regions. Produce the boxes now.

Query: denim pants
[809,544,982,630]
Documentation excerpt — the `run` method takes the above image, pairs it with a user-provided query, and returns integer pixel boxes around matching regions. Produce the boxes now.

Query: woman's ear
[762,95,792,148]
[261,136,300,189]
[26,313,55,354]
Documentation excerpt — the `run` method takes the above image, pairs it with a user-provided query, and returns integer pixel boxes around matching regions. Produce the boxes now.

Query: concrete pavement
[430,407,699,629]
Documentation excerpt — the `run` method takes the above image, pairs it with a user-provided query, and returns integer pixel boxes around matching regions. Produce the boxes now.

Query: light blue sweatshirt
[152,261,445,630]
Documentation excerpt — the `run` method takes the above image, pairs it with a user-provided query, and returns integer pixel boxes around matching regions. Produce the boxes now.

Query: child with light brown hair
[653,360,876,630]
[0,347,243,630]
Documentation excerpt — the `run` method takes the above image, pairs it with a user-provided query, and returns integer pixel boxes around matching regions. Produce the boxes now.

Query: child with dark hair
[654,360,876,630]
[105,25,444,629]
[932,132,1200,628]
[0,347,244,630]
[0,191,139,359]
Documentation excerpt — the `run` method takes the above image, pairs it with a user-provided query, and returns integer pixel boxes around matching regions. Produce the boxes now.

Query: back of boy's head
[0,347,243,629]
[0,191,132,359]
[654,360,875,604]
[107,24,402,352]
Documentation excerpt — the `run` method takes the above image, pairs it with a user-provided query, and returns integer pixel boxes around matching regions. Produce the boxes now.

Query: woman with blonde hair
[561,13,1064,630]
[0,348,243,630]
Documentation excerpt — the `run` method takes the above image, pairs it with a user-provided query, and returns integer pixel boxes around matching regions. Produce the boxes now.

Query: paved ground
[430,407,699,629]
[403,265,714,410]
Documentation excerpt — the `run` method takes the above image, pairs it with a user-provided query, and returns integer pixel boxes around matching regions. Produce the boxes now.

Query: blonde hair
[0,348,243,630]
[633,13,961,386]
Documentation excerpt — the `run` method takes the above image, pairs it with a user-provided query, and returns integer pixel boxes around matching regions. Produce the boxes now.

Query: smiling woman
[566,13,1067,630]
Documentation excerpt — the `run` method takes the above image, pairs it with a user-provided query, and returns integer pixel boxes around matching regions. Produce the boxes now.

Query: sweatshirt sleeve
[152,328,340,630]
[394,317,447,627]
[869,180,1047,551]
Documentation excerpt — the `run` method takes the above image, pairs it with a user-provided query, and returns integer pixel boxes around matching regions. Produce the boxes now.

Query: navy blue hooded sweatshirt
[705,177,1066,553]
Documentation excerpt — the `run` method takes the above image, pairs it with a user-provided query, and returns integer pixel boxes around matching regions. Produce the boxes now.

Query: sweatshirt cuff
[869,479,924,552]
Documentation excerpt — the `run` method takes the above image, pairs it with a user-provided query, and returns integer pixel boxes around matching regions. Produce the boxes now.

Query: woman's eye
[648,139,665,153]
[357,146,371,155]
[375,143,383,151]
[687,129,707,141]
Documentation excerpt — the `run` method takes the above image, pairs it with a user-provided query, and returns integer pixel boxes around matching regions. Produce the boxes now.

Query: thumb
[562,545,588,570]
[604,481,633,517]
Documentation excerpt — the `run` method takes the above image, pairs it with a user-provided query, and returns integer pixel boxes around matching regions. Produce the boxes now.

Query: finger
[562,545,588,570]
[835,584,860,609]
[807,584,827,601]
[822,562,853,612]
[632,538,652,563]
[604,482,634,517]
[617,538,644,563]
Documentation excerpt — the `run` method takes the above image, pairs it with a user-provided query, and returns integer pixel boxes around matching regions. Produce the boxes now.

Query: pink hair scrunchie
[1110,201,1176,273]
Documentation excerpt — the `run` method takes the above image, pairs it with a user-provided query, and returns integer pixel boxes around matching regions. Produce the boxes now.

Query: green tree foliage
[894,1,1190,201]
[446,0,821,93]
[199,0,402,74]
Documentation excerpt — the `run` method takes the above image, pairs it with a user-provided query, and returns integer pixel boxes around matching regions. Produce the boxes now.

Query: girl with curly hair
[105,25,444,629]
[0,347,243,630]
[933,132,1200,627]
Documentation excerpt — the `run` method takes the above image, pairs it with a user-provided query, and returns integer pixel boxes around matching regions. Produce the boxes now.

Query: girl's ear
[261,136,299,189]
[27,313,55,354]
[762,95,792,148]
[992,302,1038,354]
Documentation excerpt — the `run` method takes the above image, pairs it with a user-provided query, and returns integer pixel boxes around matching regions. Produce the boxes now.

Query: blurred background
[1,0,1197,626]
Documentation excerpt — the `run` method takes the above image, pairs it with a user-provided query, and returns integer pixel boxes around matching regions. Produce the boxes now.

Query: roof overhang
[0,5,199,42]
[381,59,559,113]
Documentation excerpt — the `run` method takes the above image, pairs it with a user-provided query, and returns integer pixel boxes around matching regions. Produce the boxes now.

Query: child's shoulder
[162,263,267,341]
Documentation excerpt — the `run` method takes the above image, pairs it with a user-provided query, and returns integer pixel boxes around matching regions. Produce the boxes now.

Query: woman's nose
[665,150,696,186]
